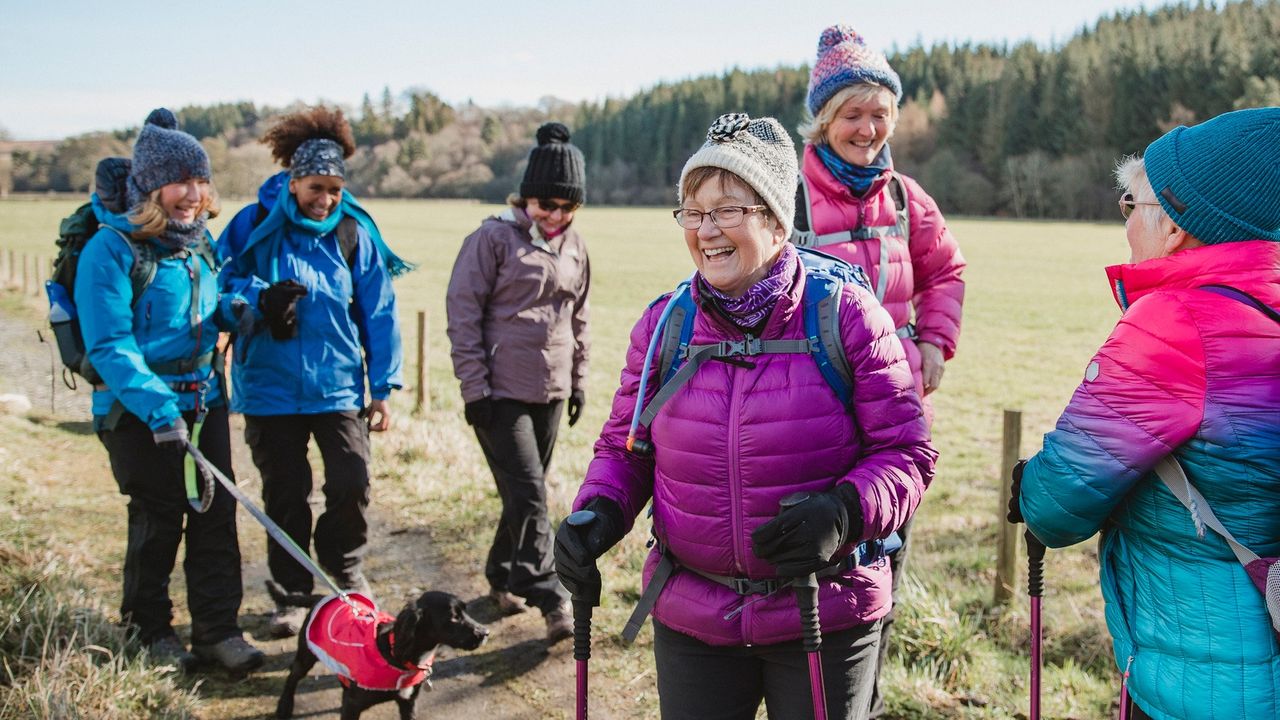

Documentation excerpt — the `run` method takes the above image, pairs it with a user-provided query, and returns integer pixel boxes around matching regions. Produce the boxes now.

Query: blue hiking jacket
[217,175,403,416]
[76,202,225,431]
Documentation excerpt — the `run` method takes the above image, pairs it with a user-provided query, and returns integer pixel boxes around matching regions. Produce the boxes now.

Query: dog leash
[183,440,360,612]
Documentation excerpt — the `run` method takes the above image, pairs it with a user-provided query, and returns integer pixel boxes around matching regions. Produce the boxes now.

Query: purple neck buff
[700,243,798,330]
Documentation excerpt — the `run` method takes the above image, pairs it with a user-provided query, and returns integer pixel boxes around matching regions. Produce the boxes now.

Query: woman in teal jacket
[1012,108,1280,719]
[217,106,409,637]
[78,109,263,675]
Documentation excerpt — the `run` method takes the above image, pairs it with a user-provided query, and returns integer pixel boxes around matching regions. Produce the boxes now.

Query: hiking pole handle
[1025,529,1046,598]
[565,509,598,720]
[1025,528,1045,720]
[779,493,828,720]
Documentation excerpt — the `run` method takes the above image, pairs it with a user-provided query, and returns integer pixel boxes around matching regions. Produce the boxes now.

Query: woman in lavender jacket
[555,114,935,720]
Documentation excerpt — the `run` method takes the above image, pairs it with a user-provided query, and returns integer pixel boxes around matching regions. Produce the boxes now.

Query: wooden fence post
[415,310,428,413]
[995,409,1023,605]
[22,253,30,296]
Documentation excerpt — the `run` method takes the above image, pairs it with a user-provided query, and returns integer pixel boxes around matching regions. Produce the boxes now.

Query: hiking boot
[193,634,266,675]
[146,635,196,674]
[489,590,527,615]
[545,603,573,644]
[270,605,308,638]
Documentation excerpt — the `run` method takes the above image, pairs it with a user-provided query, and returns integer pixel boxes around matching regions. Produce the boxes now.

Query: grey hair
[1115,154,1170,228]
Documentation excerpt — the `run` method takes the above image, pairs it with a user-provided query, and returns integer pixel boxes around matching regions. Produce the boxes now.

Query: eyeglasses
[673,205,768,230]
[534,198,580,214]
[1119,192,1161,220]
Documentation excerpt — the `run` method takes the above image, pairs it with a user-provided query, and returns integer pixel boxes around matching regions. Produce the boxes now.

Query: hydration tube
[625,281,691,452]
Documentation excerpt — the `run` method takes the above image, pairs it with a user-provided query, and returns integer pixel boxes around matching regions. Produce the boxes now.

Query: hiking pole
[565,509,602,720]
[181,440,356,610]
[779,492,827,720]
[1025,528,1045,720]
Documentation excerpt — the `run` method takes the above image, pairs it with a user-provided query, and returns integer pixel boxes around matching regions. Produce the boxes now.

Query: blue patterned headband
[290,138,346,179]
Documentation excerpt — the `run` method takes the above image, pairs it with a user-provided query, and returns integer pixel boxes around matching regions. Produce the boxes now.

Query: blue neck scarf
[246,171,415,280]
[815,143,893,198]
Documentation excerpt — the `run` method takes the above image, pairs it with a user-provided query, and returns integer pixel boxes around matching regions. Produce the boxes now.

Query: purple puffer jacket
[574,259,936,646]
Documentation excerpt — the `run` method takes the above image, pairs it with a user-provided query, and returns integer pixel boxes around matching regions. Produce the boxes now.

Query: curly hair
[260,106,356,168]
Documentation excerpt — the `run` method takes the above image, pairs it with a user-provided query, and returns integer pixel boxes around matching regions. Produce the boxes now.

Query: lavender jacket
[574,259,936,646]
[446,208,590,404]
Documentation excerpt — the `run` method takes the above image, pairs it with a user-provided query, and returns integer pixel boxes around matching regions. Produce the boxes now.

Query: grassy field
[0,197,1131,718]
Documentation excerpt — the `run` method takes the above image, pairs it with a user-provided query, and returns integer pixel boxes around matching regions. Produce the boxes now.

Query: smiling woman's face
[823,87,896,167]
[681,173,785,298]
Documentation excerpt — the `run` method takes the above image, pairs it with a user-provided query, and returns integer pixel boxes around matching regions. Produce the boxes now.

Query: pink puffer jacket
[801,144,965,402]
[574,260,936,646]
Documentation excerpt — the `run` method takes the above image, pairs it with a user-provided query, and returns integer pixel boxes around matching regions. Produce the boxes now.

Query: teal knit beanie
[1143,106,1280,244]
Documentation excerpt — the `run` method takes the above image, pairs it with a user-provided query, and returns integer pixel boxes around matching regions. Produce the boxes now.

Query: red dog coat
[304,593,433,691]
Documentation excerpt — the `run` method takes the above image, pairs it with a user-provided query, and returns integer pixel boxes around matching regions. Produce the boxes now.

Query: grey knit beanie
[1144,106,1280,244]
[520,123,586,204]
[127,108,211,208]
[679,113,798,237]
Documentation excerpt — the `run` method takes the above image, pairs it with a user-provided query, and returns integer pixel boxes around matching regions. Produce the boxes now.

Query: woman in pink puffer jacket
[554,113,935,720]
[797,27,966,716]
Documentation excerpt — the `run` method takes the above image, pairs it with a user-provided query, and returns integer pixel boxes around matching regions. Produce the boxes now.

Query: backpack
[46,157,218,388]
[627,247,873,447]
[792,172,910,304]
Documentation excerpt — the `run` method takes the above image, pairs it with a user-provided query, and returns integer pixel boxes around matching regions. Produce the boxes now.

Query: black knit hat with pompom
[519,122,585,204]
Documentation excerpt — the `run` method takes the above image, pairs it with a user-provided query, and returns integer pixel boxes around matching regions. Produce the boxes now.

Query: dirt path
[0,297,594,720]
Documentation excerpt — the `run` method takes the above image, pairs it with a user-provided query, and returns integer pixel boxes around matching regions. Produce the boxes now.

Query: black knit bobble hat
[519,122,585,205]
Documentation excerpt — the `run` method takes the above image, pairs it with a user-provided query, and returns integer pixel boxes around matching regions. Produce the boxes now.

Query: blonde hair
[128,183,221,240]
[1115,155,1170,229]
[797,83,899,146]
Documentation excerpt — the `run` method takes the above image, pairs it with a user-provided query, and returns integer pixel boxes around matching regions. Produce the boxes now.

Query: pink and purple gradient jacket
[574,259,936,647]
[800,144,965,410]
[1020,241,1280,720]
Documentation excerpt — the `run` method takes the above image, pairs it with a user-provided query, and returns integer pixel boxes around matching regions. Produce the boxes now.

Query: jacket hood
[256,171,289,211]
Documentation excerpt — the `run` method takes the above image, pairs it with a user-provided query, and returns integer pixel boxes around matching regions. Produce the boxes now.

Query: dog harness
[305,593,434,691]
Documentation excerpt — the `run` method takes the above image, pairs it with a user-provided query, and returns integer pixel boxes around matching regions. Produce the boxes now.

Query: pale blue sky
[2,0,1173,140]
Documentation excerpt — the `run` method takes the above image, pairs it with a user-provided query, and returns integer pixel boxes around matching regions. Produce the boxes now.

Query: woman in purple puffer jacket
[554,114,935,720]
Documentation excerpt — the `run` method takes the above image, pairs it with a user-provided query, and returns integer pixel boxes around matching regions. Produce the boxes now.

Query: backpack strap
[337,216,360,270]
[1153,456,1280,634]
[803,271,853,406]
[1199,284,1280,324]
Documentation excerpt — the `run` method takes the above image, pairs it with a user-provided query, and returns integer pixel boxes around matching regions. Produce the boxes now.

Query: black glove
[152,417,189,451]
[567,389,585,427]
[751,486,863,577]
[1007,459,1028,524]
[259,280,308,340]
[554,497,626,604]
[464,397,493,427]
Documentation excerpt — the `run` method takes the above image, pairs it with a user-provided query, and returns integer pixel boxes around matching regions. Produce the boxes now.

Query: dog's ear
[391,601,425,666]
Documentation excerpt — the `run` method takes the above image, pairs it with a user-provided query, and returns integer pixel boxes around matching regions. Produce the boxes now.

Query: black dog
[267,580,489,720]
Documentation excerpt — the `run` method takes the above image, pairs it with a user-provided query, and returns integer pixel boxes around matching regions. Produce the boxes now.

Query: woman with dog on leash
[446,122,591,644]
[76,108,264,674]
[1010,107,1280,720]
[555,113,935,719]
[217,105,410,639]
[794,25,967,717]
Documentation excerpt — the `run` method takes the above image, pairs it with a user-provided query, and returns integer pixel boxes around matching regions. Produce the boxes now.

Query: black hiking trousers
[654,618,881,720]
[99,404,244,646]
[244,410,371,594]
[473,398,569,614]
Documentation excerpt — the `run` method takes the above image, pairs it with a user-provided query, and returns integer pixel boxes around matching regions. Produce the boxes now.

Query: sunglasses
[534,198,580,214]
[1118,192,1161,220]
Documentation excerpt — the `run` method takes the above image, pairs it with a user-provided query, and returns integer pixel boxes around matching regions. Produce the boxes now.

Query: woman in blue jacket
[218,106,409,637]
[78,109,264,674]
